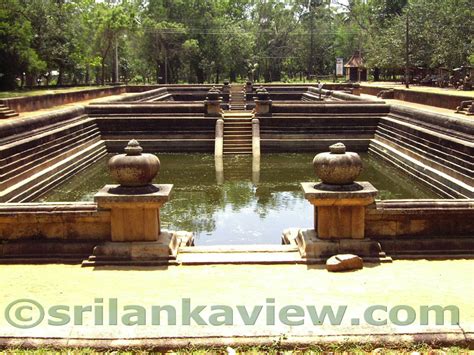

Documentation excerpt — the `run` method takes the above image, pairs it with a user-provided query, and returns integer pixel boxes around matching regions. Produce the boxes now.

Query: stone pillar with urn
[254,87,272,115]
[82,140,193,266]
[204,86,223,116]
[283,142,391,263]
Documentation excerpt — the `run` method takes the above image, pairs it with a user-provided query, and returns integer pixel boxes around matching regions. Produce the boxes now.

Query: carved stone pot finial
[312,142,363,191]
[108,140,160,192]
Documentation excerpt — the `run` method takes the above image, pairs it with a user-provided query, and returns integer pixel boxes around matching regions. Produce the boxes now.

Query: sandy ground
[359,93,469,118]
[361,82,474,98]
[0,260,472,341]
[0,92,132,125]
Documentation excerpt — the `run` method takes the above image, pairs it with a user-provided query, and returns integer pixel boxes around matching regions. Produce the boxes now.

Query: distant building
[344,51,367,82]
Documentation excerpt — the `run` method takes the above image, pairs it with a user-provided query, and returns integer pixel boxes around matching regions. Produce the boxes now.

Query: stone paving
[0,260,472,347]
[361,82,474,98]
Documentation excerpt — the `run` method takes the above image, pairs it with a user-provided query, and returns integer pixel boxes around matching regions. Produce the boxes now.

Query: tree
[0,0,45,89]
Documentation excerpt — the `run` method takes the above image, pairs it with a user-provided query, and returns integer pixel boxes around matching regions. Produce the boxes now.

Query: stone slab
[301,181,378,203]
[0,260,472,348]
[94,184,173,207]
[295,228,390,261]
[81,230,193,266]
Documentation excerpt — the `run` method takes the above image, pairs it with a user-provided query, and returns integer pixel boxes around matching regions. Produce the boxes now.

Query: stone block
[326,254,363,272]
[82,230,194,266]
[281,228,300,245]
[94,184,172,242]
[295,228,390,262]
[301,182,377,239]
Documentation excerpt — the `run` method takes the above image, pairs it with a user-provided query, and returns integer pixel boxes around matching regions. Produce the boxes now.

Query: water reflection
[39,153,440,245]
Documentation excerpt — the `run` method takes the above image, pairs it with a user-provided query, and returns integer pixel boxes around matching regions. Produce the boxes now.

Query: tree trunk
[85,64,90,85]
[374,67,380,81]
[101,58,106,85]
[196,66,204,84]
[0,72,17,90]
[57,68,64,86]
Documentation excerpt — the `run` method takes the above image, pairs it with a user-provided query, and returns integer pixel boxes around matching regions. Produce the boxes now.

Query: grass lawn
[0,344,471,354]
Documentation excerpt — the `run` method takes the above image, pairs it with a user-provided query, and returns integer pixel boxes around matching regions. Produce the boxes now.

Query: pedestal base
[94,184,172,242]
[254,99,272,115]
[81,230,193,267]
[282,228,392,263]
[301,181,378,239]
[205,100,223,116]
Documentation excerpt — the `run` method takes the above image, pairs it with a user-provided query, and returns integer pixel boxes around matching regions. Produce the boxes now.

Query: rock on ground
[326,254,363,272]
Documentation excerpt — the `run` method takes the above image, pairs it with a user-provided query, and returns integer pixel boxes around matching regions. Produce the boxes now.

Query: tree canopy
[0,0,472,89]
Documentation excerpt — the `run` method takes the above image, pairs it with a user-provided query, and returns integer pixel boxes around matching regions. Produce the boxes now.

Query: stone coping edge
[0,331,471,350]
[0,199,473,213]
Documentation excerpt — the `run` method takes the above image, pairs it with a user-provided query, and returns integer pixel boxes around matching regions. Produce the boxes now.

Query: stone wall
[0,86,127,113]
[90,103,217,152]
[369,105,473,198]
[366,199,474,238]
[359,85,472,110]
[259,103,389,152]
[0,107,107,202]
[109,87,171,102]
[0,203,109,259]
[0,199,472,260]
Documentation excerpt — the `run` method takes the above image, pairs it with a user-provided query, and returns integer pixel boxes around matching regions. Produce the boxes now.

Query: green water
[38,153,439,245]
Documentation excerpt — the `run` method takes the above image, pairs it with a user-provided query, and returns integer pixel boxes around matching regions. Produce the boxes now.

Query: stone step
[223,114,253,118]
[1,125,101,179]
[224,125,252,129]
[1,127,101,175]
[224,132,252,137]
[0,112,19,118]
[13,144,107,203]
[369,139,472,199]
[1,112,89,146]
[1,119,100,164]
[1,117,99,156]
[224,141,252,148]
[1,140,107,202]
[223,134,252,138]
[0,104,19,118]
[224,121,252,125]
[0,132,102,190]
[224,147,252,151]
[224,122,252,126]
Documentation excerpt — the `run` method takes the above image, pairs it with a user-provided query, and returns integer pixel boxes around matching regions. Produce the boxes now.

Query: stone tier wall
[108,87,171,103]
[0,107,107,202]
[0,200,472,260]
[87,103,206,115]
[369,105,473,199]
[359,85,472,110]
[95,116,217,153]
[0,203,109,260]
[366,200,474,237]
[0,86,127,113]
[259,104,388,152]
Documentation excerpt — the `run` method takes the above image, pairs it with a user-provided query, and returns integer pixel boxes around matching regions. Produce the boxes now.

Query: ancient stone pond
[39,153,438,245]
[0,83,472,264]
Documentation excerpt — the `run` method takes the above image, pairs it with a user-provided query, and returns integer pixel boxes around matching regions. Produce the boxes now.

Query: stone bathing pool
[38,153,439,245]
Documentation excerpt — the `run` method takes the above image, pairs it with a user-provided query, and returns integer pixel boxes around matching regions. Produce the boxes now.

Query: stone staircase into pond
[229,84,246,111]
[0,104,19,119]
[222,112,254,155]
